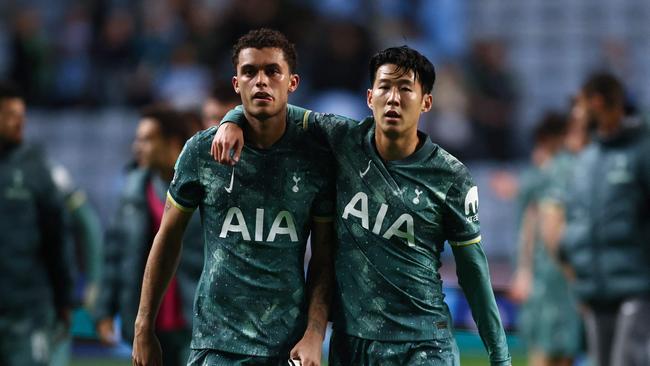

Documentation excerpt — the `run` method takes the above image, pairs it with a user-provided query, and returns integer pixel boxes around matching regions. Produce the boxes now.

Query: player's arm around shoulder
[290,218,336,366]
[132,198,194,366]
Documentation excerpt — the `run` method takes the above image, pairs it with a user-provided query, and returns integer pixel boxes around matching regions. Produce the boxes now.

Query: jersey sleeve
[452,242,512,365]
[168,134,204,212]
[444,168,481,246]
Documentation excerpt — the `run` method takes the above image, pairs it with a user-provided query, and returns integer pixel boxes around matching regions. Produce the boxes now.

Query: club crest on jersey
[464,186,479,222]
[412,188,423,205]
[342,191,415,247]
[292,173,301,193]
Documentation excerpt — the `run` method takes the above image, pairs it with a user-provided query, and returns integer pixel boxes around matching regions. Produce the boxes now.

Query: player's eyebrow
[377,77,415,85]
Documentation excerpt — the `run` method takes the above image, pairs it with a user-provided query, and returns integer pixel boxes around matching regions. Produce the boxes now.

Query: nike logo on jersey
[224,166,235,193]
[342,191,415,247]
[359,160,371,178]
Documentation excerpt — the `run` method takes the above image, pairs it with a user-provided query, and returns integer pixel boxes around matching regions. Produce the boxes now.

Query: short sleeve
[168,135,204,212]
[444,169,482,247]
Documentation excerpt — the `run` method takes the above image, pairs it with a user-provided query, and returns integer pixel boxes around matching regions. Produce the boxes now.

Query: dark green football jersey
[168,112,335,356]
[309,114,480,341]
[223,105,510,364]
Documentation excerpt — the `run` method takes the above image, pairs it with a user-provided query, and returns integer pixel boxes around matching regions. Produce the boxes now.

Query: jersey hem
[166,191,196,213]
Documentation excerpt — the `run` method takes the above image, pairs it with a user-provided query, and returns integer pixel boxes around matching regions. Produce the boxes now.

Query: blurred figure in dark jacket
[0,82,73,365]
[94,106,203,366]
[561,73,650,366]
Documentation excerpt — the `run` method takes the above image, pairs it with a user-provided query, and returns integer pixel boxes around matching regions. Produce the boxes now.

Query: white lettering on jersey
[220,207,299,242]
[267,210,298,242]
[371,203,388,234]
[219,207,250,240]
[342,191,369,229]
[255,208,264,241]
[383,213,415,247]
[342,192,415,247]
[464,186,479,215]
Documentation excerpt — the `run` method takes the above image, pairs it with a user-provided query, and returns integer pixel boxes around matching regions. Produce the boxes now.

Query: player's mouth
[252,92,273,102]
[384,110,401,121]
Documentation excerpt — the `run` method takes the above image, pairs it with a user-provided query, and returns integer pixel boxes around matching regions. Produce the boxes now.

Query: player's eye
[401,87,412,92]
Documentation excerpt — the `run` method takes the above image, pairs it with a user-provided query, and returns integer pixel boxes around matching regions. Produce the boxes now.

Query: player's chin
[379,122,403,138]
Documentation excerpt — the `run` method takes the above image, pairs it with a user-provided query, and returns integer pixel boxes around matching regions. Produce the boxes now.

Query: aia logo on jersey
[464,186,479,223]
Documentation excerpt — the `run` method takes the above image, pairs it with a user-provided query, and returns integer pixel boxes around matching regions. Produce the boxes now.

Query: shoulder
[431,144,472,181]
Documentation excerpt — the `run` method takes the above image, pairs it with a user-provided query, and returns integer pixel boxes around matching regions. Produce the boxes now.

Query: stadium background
[2,0,649,364]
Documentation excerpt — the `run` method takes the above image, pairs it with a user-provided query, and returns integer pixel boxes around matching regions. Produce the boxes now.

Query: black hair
[140,105,192,143]
[533,111,567,144]
[0,82,23,103]
[369,46,436,94]
[232,28,298,74]
[582,72,625,109]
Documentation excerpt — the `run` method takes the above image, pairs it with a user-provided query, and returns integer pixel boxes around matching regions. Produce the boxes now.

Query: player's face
[202,98,237,128]
[133,118,166,169]
[367,64,432,139]
[0,98,26,145]
[233,47,299,120]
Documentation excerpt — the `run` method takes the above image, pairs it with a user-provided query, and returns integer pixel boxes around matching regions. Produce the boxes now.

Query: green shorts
[328,331,460,366]
[187,348,287,366]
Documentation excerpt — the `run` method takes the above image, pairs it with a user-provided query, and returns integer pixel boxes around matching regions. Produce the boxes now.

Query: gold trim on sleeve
[449,235,482,247]
[166,191,196,213]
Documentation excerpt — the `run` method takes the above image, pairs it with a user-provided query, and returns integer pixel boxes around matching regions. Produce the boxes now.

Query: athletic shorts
[187,348,287,366]
[328,331,460,366]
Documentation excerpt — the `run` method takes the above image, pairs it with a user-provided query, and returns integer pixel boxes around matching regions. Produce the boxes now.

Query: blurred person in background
[464,40,518,161]
[559,73,650,366]
[214,45,511,365]
[0,82,73,365]
[510,111,584,366]
[201,80,240,128]
[94,106,203,366]
[48,162,104,366]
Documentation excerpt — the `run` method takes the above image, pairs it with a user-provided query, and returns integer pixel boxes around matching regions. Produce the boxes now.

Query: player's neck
[243,108,287,149]
[374,129,420,161]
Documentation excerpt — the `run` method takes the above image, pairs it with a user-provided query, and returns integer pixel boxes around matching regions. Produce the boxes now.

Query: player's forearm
[135,230,183,330]
[453,243,511,365]
[515,205,536,273]
[304,221,335,339]
[304,257,333,339]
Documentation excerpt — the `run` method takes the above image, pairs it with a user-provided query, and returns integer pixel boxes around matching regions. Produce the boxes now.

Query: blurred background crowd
[1,0,650,365]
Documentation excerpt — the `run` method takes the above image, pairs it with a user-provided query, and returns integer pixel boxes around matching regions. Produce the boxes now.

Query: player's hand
[97,318,118,345]
[289,330,322,366]
[211,122,244,165]
[132,326,162,366]
[508,269,531,303]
